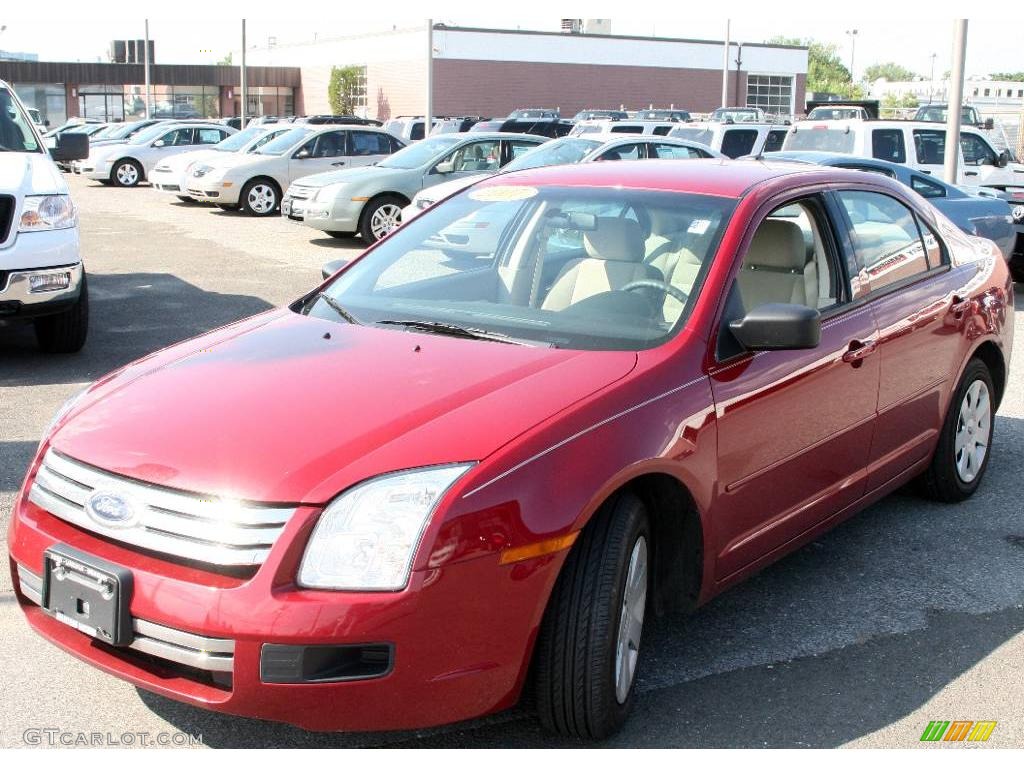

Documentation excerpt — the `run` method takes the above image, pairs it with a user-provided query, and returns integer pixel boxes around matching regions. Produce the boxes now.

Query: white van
[0,81,91,352]
[782,119,1024,192]
[668,122,790,159]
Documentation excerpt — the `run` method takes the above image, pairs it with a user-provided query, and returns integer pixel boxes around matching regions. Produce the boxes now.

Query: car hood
[158,148,219,171]
[0,151,67,196]
[291,165,409,188]
[51,310,637,504]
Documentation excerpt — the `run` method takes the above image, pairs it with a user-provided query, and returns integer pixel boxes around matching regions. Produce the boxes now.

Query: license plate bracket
[42,545,133,646]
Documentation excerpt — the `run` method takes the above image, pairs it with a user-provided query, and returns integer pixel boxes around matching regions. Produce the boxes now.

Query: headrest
[583,217,644,262]
[746,219,806,271]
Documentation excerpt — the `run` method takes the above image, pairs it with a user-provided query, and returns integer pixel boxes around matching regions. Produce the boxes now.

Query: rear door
[911,128,964,182]
[959,131,1006,186]
[831,188,964,491]
[347,130,392,168]
[719,128,759,158]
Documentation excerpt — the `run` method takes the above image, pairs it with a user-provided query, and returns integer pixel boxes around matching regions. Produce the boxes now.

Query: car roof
[477,157,842,198]
[451,131,545,141]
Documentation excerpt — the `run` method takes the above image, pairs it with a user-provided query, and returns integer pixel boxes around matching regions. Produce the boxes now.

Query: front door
[710,194,880,578]
[288,129,350,184]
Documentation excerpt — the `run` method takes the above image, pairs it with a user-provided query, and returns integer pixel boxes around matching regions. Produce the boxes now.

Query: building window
[243,86,295,119]
[1018,89,1023,98]
[746,74,794,116]
[13,83,66,127]
[984,88,990,97]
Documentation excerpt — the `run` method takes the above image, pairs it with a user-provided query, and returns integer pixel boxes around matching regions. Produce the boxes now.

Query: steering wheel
[621,280,689,305]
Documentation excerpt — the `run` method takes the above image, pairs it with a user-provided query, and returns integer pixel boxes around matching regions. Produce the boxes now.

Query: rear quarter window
[784,127,856,153]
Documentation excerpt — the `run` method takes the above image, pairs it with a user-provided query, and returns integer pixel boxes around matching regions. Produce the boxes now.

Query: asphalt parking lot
[1,174,1023,748]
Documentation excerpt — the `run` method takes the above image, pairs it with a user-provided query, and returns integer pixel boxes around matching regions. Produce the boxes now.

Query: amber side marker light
[499,532,580,565]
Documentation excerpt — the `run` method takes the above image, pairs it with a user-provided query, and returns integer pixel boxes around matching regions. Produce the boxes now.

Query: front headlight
[19,195,77,232]
[192,164,222,180]
[298,464,472,591]
[315,183,346,202]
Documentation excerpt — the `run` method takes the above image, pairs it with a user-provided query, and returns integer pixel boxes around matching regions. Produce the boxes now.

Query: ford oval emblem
[85,490,138,528]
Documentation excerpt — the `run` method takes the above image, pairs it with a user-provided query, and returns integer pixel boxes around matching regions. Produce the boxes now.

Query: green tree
[990,72,1024,81]
[328,65,364,115]
[863,62,919,83]
[217,52,233,66]
[882,92,919,109]
[767,35,861,97]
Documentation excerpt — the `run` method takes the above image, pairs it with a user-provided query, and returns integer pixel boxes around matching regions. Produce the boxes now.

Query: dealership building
[243,24,809,121]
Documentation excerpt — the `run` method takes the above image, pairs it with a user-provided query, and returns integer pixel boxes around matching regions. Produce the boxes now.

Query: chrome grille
[29,448,296,567]
[17,564,234,673]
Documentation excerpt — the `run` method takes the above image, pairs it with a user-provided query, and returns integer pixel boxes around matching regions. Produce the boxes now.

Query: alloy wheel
[614,535,648,704]
[116,163,139,186]
[248,184,278,214]
[370,204,403,240]
[954,379,991,483]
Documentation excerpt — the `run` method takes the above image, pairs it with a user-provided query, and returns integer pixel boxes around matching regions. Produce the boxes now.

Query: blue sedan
[757,151,1017,262]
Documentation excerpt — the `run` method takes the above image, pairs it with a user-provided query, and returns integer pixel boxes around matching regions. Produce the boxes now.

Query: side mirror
[434,160,455,174]
[153,139,166,147]
[295,148,311,159]
[728,303,821,352]
[321,259,349,280]
[984,118,995,130]
[996,149,1011,168]
[44,119,51,127]
[48,131,89,162]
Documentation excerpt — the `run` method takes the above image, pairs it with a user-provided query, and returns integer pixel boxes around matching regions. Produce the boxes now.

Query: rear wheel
[239,178,280,216]
[359,195,405,242]
[919,358,995,502]
[110,159,142,187]
[534,492,650,740]
[216,203,238,211]
[34,274,89,353]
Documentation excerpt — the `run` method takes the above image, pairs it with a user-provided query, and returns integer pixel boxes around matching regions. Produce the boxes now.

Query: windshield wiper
[315,291,360,324]
[376,319,537,346]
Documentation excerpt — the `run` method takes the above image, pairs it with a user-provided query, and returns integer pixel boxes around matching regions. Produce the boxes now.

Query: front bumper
[1,224,83,319]
[150,170,186,195]
[297,196,362,234]
[8,453,553,732]
[186,181,238,205]
[74,159,113,181]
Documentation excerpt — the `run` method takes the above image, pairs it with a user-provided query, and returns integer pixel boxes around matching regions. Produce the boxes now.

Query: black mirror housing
[984,118,995,130]
[321,259,349,280]
[729,303,821,352]
[49,131,89,162]
[997,149,1011,168]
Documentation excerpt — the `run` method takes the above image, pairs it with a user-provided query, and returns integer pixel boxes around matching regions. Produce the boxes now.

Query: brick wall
[366,59,427,121]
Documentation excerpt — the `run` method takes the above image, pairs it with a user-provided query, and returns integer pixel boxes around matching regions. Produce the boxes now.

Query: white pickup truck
[0,80,91,352]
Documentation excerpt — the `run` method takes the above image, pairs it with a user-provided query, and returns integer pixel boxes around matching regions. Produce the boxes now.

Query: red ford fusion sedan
[9,160,1013,739]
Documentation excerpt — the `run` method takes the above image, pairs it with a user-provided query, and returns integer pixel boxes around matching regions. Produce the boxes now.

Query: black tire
[110,158,143,187]
[534,492,650,740]
[97,179,113,186]
[216,203,238,211]
[359,195,406,243]
[326,230,355,239]
[34,274,89,354]
[238,178,280,217]
[1010,256,1024,283]
[919,358,995,502]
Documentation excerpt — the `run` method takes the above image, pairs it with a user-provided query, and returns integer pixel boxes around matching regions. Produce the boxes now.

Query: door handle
[965,171,979,176]
[842,339,877,365]
[331,161,346,166]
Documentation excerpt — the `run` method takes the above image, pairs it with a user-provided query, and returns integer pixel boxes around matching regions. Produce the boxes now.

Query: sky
[1,6,1017,81]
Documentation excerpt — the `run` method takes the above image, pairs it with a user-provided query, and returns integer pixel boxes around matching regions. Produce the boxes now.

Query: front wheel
[534,492,650,740]
[34,275,89,353]
[359,196,405,243]
[239,179,280,217]
[919,358,995,502]
[111,159,142,187]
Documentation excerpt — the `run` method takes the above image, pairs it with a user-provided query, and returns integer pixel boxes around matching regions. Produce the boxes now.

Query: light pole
[846,29,858,84]
[928,53,937,103]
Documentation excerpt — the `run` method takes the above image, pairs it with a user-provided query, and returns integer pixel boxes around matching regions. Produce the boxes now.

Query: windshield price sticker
[469,186,539,203]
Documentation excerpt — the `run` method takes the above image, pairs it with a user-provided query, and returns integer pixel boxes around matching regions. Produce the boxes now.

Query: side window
[910,175,946,199]
[296,137,317,157]
[652,125,671,136]
[610,125,644,134]
[764,130,787,153]
[913,129,946,165]
[837,190,932,292]
[350,131,390,156]
[198,128,224,145]
[250,132,279,151]
[960,134,997,166]
[735,198,842,313]
[720,129,758,158]
[159,128,192,146]
[312,131,346,158]
[871,129,906,163]
[447,140,501,172]
[410,122,425,141]
[387,135,404,153]
[599,143,642,161]
[649,143,701,159]
[506,140,539,161]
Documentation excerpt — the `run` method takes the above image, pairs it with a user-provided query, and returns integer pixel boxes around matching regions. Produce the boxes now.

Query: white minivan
[0,81,91,352]
[782,119,1024,192]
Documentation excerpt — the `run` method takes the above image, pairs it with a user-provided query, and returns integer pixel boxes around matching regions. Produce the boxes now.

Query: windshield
[713,108,760,122]
[784,127,855,153]
[254,127,314,155]
[916,106,975,123]
[304,185,735,350]
[214,126,267,152]
[0,88,41,152]
[377,135,463,169]
[503,138,602,172]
